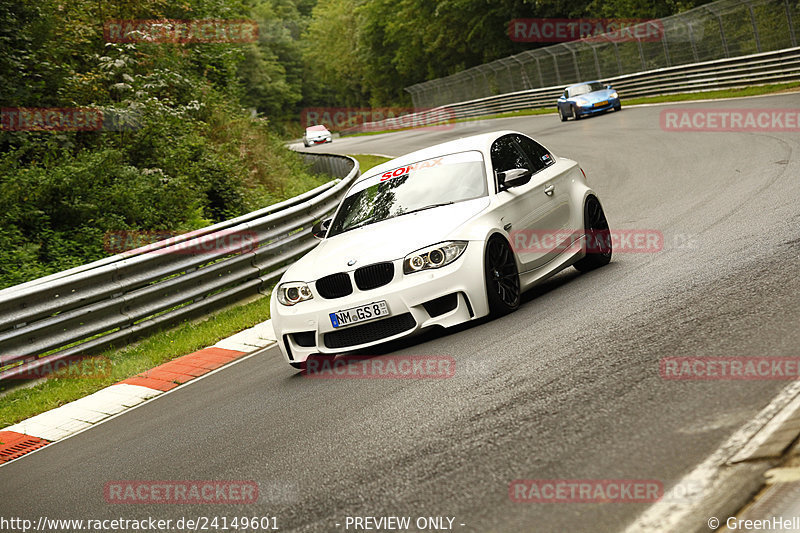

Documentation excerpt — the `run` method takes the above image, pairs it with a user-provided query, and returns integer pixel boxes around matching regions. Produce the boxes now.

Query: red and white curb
[0,319,276,465]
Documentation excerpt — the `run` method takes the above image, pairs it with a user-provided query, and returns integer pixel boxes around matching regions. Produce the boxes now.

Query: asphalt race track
[2,93,800,532]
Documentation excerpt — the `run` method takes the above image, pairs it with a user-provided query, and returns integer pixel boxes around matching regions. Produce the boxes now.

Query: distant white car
[272,130,612,369]
[303,125,332,147]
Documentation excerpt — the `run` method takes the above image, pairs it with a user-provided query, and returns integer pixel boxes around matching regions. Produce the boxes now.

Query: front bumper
[577,98,620,116]
[271,242,487,363]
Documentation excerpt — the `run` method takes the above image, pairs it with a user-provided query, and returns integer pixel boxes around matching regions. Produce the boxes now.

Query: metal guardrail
[406,0,798,108]
[5,46,798,381]
[0,153,359,380]
[344,46,800,131]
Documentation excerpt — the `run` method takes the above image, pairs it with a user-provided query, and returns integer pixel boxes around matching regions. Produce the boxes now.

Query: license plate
[330,301,389,328]
[593,100,609,107]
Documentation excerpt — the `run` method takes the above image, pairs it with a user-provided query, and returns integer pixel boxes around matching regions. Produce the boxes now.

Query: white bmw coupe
[272,131,612,369]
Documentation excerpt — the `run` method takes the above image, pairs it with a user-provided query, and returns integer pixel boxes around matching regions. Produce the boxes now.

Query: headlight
[277,282,313,306]
[611,92,619,99]
[403,241,467,274]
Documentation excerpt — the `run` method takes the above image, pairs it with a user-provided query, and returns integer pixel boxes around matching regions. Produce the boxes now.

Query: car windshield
[569,82,605,97]
[327,151,487,237]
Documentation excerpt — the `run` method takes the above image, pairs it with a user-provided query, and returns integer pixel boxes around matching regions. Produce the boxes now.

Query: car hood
[572,89,615,103]
[285,197,491,281]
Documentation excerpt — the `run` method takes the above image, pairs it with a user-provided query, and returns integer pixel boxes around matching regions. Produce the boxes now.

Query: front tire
[614,103,621,112]
[485,236,521,316]
[574,196,612,273]
[572,105,581,120]
[559,107,567,122]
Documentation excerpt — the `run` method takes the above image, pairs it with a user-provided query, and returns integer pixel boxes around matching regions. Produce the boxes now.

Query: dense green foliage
[301,0,715,106]
[0,0,714,289]
[0,0,325,288]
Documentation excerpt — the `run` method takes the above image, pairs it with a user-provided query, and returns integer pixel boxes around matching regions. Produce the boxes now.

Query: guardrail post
[496,59,507,93]
[512,56,532,90]
[466,71,480,101]
[748,4,762,53]
[424,83,436,108]
[446,75,458,103]
[434,81,445,107]
[543,48,561,85]
[688,21,700,63]
[713,9,730,58]
[569,46,581,81]
[442,79,453,106]
[660,21,672,67]
[489,62,505,95]
[591,44,602,79]
[500,58,519,92]
[612,41,623,76]
[534,55,544,87]
[478,67,488,99]
[404,86,418,109]
[787,0,798,47]
[636,37,647,71]
[459,71,473,102]
[422,82,435,108]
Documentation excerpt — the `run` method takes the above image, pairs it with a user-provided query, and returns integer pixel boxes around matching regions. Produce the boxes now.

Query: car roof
[565,80,602,90]
[356,130,521,182]
[306,125,328,131]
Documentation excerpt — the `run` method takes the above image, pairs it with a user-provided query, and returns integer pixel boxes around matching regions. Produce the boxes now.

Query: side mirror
[312,218,332,239]
[498,168,533,190]
[606,85,612,90]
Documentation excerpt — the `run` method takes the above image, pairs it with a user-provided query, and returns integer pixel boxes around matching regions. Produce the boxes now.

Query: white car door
[490,134,571,271]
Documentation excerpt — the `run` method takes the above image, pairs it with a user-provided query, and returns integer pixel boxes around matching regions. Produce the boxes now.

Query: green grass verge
[342,124,455,137]
[621,81,800,105]
[0,152,391,429]
[350,154,393,172]
[458,82,800,122]
[0,295,271,429]
[343,82,800,136]
[458,108,554,122]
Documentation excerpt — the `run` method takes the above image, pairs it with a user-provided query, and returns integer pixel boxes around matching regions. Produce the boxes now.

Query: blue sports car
[557,81,621,121]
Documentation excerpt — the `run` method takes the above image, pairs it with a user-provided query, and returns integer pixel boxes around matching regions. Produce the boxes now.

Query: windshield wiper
[400,202,454,217]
